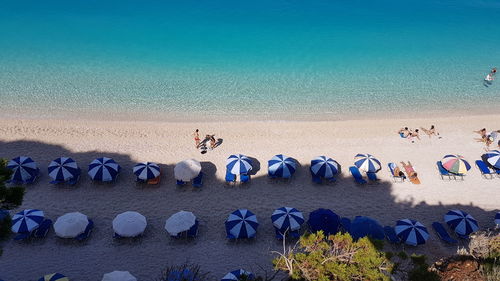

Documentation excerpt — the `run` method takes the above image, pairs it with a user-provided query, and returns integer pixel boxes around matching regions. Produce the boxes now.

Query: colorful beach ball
[38,273,69,281]
[441,154,471,174]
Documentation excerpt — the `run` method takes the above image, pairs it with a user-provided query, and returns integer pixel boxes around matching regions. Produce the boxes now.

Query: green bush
[273,231,392,281]
[4,186,25,206]
[397,251,408,260]
[385,252,394,260]
[0,214,11,240]
[408,254,440,281]
[0,159,25,209]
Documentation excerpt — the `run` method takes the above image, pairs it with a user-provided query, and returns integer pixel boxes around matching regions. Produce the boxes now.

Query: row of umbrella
[12,207,484,245]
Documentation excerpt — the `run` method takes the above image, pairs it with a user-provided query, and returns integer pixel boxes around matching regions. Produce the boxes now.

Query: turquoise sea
[0,0,499,121]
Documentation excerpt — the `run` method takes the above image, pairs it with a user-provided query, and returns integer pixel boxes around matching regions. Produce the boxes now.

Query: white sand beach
[0,114,499,280]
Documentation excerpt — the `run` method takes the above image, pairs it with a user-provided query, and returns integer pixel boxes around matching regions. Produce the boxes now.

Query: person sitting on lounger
[420,125,441,139]
[393,166,406,181]
[398,127,410,138]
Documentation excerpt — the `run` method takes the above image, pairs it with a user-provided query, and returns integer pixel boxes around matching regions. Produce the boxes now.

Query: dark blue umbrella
[349,216,385,240]
[167,269,197,281]
[495,212,500,226]
[133,162,160,180]
[225,209,259,239]
[221,269,254,281]
[444,210,479,236]
[483,150,500,169]
[7,156,39,184]
[308,208,340,236]
[271,207,304,233]
[310,156,338,178]
[48,157,79,182]
[395,219,429,246]
[88,157,121,182]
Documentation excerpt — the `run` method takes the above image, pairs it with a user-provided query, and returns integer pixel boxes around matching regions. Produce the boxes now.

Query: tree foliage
[273,231,392,281]
[0,158,26,240]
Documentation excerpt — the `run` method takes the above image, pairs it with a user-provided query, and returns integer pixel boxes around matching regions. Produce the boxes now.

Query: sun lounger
[383,226,400,244]
[349,166,367,184]
[367,172,379,181]
[225,170,236,183]
[14,232,30,241]
[432,222,458,245]
[186,220,199,238]
[437,161,454,180]
[193,172,203,188]
[311,172,322,184]
[327,176,336,183]
[176,180,186,186]
[68,172,81,185]
[340,217,351,233]
[147,175,161,185]
[475,160,494,179]
[75,219,94,240]
[33,219,52,238]
[388,163,405,182]
[240,173,250,183]
[401,162,421,184]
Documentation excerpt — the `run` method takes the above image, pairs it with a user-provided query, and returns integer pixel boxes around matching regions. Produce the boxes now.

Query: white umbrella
[113,211,147,237]
[174,159,202,181]
[54,212,89,238]
[165,211,197,236]
[102,271,137,281]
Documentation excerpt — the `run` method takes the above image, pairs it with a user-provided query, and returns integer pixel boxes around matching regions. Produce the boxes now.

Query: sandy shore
[0,115,499,280]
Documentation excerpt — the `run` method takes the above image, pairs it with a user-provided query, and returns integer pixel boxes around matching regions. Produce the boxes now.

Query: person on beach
[407,129,420,143]
[398,127,410,138]
[474,128,487,139]
[193,129,201,148]
[393,165,406,181]
[209,135,217,150]
[492,67,497,75]
[420,125,441,138]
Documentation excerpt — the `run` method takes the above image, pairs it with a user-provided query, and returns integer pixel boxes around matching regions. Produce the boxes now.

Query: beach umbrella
[11,209,44,234]
[221,269,254,281]
[308,208,340,236]
[48,157,79,182]
[133,162,160,180]
[444,210,479,236]
[268,154,296,178]
[226,154,252,175]
[113,211,147,237]
[88,157,121,182]
[354,154,381,173]
[441,154,471,174]
[7,156,38,183]
[483,150,500,169]
[174,159,202,181]
[102,271,137,281]
[54,212,89,238]
[495,212,500,226]
[38,273,69,281]
[271,207,304,233]
[349,216,385,240]
[165,211,197,236]
[395,219,429,246]
[225,209,259,239]
[310,156,338,178]
[167,269,197,281]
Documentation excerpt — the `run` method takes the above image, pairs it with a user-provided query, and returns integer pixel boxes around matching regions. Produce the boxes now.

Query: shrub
[156,263,209,281]
[385,252,394,260]
[4,186,25,207]
[397,251,408,260]
[273,231,392,281]
[0,215,11,240]
[408,254,440,281]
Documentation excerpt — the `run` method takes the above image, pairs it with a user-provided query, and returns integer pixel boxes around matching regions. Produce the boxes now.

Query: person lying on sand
[407,129,420,143]
[398,127,410,138]
[420,125,441,138]
[474,128,487,138]
[400,161,420,184]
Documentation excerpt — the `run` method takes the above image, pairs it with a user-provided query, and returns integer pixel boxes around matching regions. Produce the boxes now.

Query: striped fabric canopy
[7,156,38,184]
[48,157,79,182]
[133,162,160,180]
[495,212,500,226]
[88,157,121,182]
[483,150,500,169]
[11,209,44,233]
[354,154,381,173]
[310,156,338,178]
[441,154,471,174]
[395,219,429,246]
[268,154,296,178]
[308,208,340,236]
[271,207,304,233]
[444,210,479,236]
[226,154,253,175]
[38,273,69,281]
[225,209,259,239]
[221,269,254,281]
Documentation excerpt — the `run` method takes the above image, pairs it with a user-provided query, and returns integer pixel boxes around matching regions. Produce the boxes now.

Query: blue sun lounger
[240,173,250,183]
[432,222,458,245]
[437,161,454,180]
[367,172,379,182]
[193,172,203,188]
[340,217,351,233]
[311,170,322,184]
[383,226,400,244]
[33,219,52,239]
[388,163,405,182]
[476,160,494,179]
[75,219,94,241]
[14,232,30,241]
[176,180,186,186]
[225,171,236,183]
[349,166,367,184]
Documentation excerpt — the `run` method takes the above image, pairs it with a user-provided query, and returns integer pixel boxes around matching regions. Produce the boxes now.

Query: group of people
[484,67,497,86]
[398,125,440,143]
[193,129,218,153]
[474,128,500,149]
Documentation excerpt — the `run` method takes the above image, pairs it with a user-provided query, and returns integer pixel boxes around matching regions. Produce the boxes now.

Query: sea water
[0,0,499,121]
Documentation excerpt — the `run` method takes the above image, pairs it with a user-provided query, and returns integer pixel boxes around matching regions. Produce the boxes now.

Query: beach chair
[383,226,400,244]
[340,217,351,233]
[147,175,161,185]
[327,176,336,183]
[240,173,250,183]
[33,219,52,239]
[401,162,421,184]
[192,172,203,188]
[388,163,405,182]
[75,219,94,241]
[437,161,454,180]
[367,172,379,182]
[176,179,186,186]
[24,168,40,184]
[67,168,81,185]
[225,171,236,184]
[311,173,322,184]
[186,220,199,238]
[349,166,367,184]
[14,232,31,241]
[432,222,458,245]
[475,160,493,179]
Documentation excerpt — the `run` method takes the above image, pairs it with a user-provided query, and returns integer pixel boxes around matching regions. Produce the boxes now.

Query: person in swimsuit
[408,129,420,143]
[492,67,497,75]
[420,125,440,138]
[209,134,216,150]
[398,127,410,138]
[193,129,201,148]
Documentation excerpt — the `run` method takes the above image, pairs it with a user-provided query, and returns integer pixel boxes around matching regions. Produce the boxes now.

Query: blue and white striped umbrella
[310,156,338,178]
[225,209,259,239]
[48,157,79,182]
[354,153,381,173]
[221,269,254,281]
[226,154,253,175]
[495,212,500,226]
[395,219,429,246]
[268,154,296,178]
[133,162,160,180]
[11,209,44,233]
[271,207,304,232]
[88,157,121,182]
[483,150,500,169]
[7,156,38,183]
[444,210,479,236]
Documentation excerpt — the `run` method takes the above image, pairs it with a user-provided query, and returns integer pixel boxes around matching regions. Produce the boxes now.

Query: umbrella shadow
[247,157,260,176]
